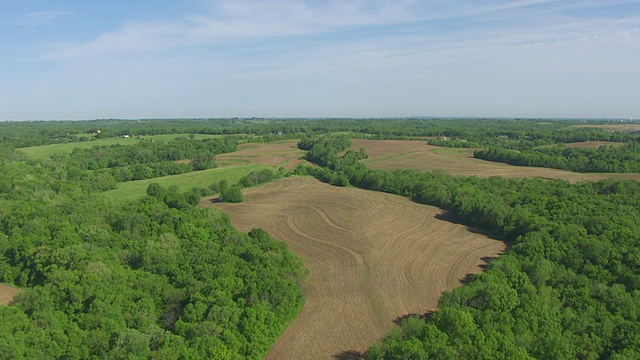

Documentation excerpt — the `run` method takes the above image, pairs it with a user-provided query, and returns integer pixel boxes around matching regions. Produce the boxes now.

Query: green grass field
[19,134,228,161]
[101,164,271,202]
[20,138,138,161]
[21,134,295,202]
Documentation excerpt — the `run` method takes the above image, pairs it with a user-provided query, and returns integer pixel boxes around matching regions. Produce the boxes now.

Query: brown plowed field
[565,124,640,132]
[353,139,640,182]
[216,140,307,169]
[208,177,506,359]
[0,283,21,305]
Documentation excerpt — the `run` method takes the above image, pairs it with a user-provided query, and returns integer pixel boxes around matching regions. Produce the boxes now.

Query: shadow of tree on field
[433,211,502,240]
[393,310,435,326]
[333,350,365,360]
[458,255,503,285]
[206,197,223,204]
[459,272,477,285]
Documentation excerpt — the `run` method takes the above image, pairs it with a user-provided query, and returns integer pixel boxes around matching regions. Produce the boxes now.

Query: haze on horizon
[1,0,639,121]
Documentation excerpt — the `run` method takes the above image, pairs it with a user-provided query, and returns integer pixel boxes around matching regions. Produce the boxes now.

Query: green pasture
[19,134,228,161]
[20,138,137,161]
[101,164,271,202]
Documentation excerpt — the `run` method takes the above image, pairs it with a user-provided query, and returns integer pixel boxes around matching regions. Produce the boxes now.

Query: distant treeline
[474,142,640,173]
[426,126,635,150]
[4,118,638,151]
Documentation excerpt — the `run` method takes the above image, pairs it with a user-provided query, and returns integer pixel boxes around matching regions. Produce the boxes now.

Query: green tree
[220,185,245,203]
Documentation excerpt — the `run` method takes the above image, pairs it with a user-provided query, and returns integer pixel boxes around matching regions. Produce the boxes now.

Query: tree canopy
[0,155,305,359]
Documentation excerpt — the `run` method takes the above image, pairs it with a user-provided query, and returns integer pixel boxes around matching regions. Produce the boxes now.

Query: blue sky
[1,0,639,120]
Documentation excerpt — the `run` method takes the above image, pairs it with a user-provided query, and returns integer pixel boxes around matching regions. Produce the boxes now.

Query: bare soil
[565,124,640,132]
[206,177,506,359]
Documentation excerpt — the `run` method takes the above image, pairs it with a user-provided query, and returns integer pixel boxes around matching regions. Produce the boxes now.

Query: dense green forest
[0,135,305,358]
[296,136,640,359]
[2,118,640,359]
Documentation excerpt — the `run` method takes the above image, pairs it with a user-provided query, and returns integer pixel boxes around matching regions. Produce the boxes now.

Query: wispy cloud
[489,0,556,12]
[21,10,69,26]
[44,0,639,62]
[11,0,639,119]
[45,0,421,59]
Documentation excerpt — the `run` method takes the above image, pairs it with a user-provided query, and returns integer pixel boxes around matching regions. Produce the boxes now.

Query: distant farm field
[208,177,506,359]
[0,283,21,305]
[19,134,225,161]
[101,165,270,202]
[565,124,640,132]
[101,140,306,201]
[216,140,307,169]
[353,139,640,182]
[20,138,139,161]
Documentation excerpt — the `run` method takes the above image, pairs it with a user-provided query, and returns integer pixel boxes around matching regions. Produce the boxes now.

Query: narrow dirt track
[209,177,506,359]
